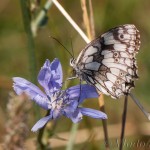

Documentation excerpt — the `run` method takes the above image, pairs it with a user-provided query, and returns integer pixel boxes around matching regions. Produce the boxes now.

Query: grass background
[0,0,150,149]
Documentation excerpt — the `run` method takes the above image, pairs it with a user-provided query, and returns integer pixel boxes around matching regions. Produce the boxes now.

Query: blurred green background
[0,0,150,149]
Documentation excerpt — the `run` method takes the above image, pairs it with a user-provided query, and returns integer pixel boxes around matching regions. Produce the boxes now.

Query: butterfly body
[70,24,140,99]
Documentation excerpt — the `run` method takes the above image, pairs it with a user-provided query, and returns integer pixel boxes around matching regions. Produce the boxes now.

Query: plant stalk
[119,94,128,150]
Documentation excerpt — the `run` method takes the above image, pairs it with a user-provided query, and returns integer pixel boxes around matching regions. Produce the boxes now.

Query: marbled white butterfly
[70,24,140,99]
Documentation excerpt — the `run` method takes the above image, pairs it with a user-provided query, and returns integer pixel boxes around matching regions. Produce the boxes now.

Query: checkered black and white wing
[71,24,140,99]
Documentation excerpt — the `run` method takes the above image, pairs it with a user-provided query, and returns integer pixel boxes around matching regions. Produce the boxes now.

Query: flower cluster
[13,58,107,132]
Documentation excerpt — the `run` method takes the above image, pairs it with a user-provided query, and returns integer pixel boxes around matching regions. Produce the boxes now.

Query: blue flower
[13,58,107,132]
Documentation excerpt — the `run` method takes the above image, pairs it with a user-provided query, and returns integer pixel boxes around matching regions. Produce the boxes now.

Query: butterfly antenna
[49,36,74,58]
[70,38,75,59]
[129,93,150,120]
[77,78,82,102]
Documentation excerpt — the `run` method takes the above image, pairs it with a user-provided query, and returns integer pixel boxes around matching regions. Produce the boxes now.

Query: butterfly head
[70,58,82,78]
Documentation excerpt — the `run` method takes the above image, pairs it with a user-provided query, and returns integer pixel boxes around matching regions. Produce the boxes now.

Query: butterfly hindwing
[70,24,140,99]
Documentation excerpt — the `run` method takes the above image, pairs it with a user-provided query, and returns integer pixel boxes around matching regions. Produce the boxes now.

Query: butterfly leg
[60,76,78,90]
[66,76,78,80]
[77,78,82,102]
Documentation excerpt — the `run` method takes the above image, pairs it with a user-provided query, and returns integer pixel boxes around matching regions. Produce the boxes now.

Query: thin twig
[129,93,150,120]
[119,94,128,150]
[52,0,90,43]
[98,95,110,150]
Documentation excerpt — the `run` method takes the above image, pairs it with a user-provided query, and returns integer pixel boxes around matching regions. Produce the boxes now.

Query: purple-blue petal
[79,84,99,103]
[67,84,99,103]
[63,100,79,114]
[37,59,63,95]
[31,115,52,132]
[52,109,62,119]
[13,77,49,110]
[79,107,107,119]
[38,59,52,96]
[66,86,80,100]
[66,108,83,123]
[50,58,63,91]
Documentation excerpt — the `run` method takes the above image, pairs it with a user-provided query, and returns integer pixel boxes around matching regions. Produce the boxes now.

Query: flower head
[13,58,107,132]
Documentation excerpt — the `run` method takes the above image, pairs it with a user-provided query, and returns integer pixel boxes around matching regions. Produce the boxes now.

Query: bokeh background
[0,0,150,149]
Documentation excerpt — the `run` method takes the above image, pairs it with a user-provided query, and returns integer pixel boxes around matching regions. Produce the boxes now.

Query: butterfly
[70,24,141,99]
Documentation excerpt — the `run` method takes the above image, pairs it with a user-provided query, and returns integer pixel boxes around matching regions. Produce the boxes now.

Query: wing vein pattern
[70,24,140,99]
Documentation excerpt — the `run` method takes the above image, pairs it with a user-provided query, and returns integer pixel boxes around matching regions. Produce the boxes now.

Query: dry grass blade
[80,0,92,40]
[52,0,90,43]
[80,0,110,149]
[89,0,95,38]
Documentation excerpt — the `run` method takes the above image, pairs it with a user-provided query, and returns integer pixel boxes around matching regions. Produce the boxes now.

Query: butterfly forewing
[71,24,140,99]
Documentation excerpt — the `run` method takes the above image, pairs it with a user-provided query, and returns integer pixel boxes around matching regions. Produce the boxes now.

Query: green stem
[20,0,40,116]
[20,0,37,84]
[20,1,42,149]
[37,110,50,150]
[66,123,79,150]
[100,106,110,150]
[119,94,128,150]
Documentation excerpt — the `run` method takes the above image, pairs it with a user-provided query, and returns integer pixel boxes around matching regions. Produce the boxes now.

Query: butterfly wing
[75,24,140,99]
